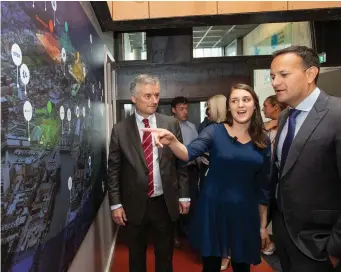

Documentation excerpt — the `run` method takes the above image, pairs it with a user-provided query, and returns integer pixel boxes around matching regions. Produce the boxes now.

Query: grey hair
[130,74,160,96]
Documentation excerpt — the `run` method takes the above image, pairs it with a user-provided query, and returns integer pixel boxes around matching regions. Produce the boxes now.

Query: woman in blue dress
[143,83,271,272]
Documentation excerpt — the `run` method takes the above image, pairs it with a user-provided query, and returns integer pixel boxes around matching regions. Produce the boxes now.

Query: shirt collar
[135,110,156,125]
[295,87,321,112]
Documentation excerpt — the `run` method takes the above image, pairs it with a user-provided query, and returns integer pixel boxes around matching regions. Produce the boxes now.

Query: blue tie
[277,109,301,211]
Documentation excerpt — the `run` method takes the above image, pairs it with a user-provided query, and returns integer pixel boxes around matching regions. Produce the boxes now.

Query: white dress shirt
[111,111,190,211]
[276,87,321,169]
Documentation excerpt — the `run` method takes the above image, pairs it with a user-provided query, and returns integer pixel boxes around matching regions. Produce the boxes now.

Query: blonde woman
[198,95,231,270]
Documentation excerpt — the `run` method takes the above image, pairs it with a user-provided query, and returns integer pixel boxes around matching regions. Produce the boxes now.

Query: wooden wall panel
[106,1,113,18]
[111,1,149,21]
[288,1,341,10]
[218,1,287,14]
[149,1,217,19]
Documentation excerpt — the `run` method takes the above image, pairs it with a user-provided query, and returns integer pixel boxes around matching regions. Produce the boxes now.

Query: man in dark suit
[107,74,190,272]
[269,45,341,272]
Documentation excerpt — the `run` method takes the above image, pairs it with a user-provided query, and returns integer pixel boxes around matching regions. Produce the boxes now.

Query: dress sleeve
[255,143,271,205]
[186,124,215,161]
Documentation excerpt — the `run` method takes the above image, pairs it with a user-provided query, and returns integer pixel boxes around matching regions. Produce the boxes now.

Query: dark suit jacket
[270,91,341,260]
[107,112,189,225]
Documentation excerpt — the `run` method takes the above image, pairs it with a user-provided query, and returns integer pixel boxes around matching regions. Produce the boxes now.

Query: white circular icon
[92,84,95,94]
[83,66,86,77]
[11,44,22,66]
[75,106,80,118]
[88,156,91,166]
[90,34,92,44]
[68,177,72,191]
[23,101,33,121]
[20,64,30,85]
[61,48,66,62]
[51,1,57,11]
[82,106,86,117]
[67,108,71,121]
[59,106,65,120]
[88,99,91,109]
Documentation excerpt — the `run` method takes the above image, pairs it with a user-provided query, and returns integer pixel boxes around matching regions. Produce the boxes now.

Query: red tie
[142,119,154,197]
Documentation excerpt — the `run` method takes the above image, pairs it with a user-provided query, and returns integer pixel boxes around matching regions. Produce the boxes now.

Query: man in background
[171,96,199,248]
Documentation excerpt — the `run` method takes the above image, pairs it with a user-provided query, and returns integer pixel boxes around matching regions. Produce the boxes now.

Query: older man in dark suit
[107,74,190,272]
[269,45,341,272]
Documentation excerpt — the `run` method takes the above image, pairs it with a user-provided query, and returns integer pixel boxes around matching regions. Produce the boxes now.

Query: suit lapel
[155,113,165,162]
[281,92,329,178]
[128,113,147,168]
[274,109,289,163]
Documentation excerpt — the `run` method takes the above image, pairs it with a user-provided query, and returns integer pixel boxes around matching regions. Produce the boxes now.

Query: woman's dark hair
[226,83,268,149]
[266,95,287,111]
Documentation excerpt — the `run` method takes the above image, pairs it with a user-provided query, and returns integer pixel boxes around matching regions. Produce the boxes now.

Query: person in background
[269,45,341,272]
[262,95,287,152]
[107,74,190,272]
[171,96,199,248]
[198,106,212,134]
[143,83,271,272]
[261,95,287,259]
[199,94,232,271]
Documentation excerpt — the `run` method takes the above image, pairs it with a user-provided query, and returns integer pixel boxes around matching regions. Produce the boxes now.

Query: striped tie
[142,119,154,197]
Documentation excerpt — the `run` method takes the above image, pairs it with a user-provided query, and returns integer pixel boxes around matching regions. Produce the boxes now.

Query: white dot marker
[60,106,65,134]
[75,106,80,118]
[92,84,95,94]
[88,98,91,109]
[88,156,92,175]
[20,64,30,95]
[82,106,86,117]
[61,48,66,75]
[83,66,86,78]
[90,34,92,52]
[11,43,22,88]
[23,101,33,141]
[51,1,57,25]
[68,176,72,191]
[67,108,71,132]
[68,176,72,201]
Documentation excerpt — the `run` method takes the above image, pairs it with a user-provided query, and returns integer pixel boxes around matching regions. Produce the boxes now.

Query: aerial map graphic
[1,1,107,271]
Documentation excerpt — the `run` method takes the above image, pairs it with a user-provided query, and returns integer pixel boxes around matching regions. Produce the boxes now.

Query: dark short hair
[272,45,320,83]
[171,96,188,108]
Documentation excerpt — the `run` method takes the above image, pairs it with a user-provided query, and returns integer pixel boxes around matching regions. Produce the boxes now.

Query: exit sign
[319,52,326,63]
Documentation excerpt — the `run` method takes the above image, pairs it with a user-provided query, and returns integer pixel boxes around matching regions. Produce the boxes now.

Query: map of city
[1,2,107,271]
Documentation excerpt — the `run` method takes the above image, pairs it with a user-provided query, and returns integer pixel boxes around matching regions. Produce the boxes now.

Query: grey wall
[68,2,116,272]
[318,68,341,98]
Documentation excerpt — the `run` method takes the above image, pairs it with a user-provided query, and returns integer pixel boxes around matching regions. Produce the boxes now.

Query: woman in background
[198,95,231,270]
[143,84,271,272]
[261,95,286,259]
[262,95,287,152]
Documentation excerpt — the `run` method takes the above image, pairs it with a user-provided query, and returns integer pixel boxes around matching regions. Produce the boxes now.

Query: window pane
[193,22,312,58]
[118,32,147,61]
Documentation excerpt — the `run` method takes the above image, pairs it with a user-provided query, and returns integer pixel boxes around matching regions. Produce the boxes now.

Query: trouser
[127,195,174,272]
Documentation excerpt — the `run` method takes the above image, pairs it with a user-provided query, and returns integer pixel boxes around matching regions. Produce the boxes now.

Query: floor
[112,239,275,272]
